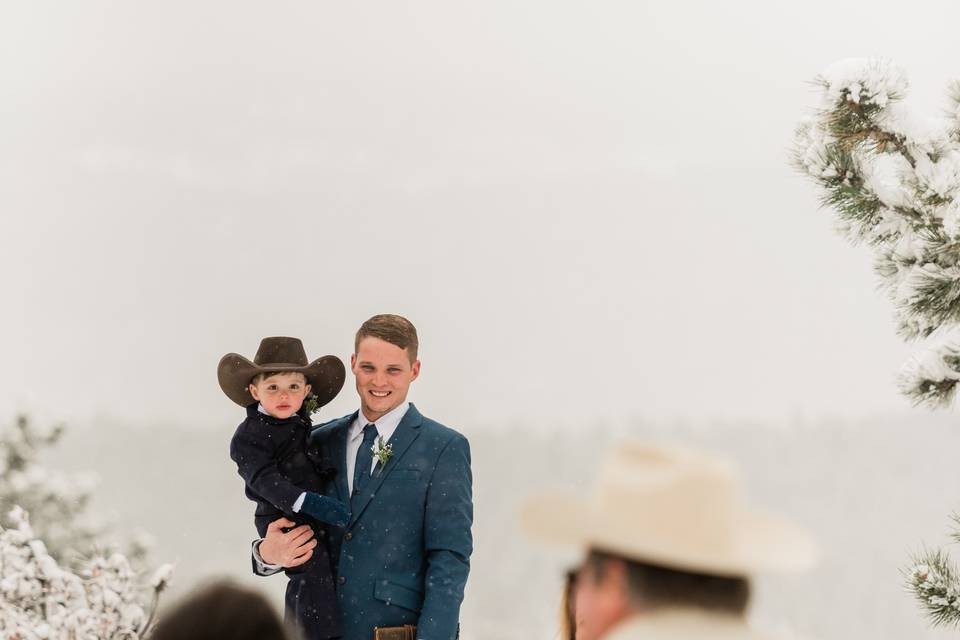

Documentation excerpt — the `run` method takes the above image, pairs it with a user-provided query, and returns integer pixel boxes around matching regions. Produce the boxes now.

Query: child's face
[248,372,311,419]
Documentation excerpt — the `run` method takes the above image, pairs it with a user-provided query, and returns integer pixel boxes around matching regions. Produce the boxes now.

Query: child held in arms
[219,336,349,640]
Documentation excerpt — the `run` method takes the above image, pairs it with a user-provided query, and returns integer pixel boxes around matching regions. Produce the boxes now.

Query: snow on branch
[793,58,960,407]
[0,414,173,638]
[0,414,156,569]
[0,506,172,639]
[906,515,960,627]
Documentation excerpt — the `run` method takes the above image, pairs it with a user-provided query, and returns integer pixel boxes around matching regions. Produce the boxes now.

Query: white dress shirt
[346,401,410,495]
[252,401,411,573]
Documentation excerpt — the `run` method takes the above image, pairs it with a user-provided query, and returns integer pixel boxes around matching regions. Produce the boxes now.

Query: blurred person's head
[150,580,292,640]
[351,314,421,421]
[573,551,750,640]
[522,443,817,640]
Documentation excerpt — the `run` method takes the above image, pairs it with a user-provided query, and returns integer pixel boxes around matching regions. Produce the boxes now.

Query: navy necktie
[352,424,379,501]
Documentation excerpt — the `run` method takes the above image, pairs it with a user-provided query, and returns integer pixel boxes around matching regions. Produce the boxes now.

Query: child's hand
[300,492,350,528]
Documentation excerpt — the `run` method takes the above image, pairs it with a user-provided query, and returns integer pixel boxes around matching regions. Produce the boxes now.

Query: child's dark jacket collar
[242,403,333,478]
[245,402,312,427]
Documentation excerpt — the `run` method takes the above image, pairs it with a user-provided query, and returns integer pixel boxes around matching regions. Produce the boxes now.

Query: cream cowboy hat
[521,442,817,576]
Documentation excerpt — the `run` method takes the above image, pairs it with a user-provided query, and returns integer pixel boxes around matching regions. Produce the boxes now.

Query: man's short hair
[585,549,750,614]
[355,314,419,362]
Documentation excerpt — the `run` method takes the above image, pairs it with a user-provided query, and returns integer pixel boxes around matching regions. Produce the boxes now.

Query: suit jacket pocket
[374,579,423,613]
[388,469,421,481]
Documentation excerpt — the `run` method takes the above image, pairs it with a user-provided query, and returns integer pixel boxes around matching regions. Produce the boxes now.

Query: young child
[219,336,349,640]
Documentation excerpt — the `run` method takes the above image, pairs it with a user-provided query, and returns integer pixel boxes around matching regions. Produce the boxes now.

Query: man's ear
[605,560,631,613]
[304,383,312,396]
[249,383,261,401]
[607,559,628,588]
[350,353,357,371]
[410,359,421,382]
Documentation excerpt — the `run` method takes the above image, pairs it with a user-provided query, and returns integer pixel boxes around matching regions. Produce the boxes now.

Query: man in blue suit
[255,314,473,640]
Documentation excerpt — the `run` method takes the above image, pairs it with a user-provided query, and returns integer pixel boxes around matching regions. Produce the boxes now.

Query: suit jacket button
[338,576,346,585]
[344,532,353,541]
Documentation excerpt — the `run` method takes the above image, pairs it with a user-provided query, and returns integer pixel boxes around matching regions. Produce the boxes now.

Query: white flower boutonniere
[372,436,393,473]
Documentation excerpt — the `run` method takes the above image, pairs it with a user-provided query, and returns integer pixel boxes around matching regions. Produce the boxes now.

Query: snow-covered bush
[0,414,152,569]
[0,506,172,639]
[0,414,172,637]
[0,415,101,566]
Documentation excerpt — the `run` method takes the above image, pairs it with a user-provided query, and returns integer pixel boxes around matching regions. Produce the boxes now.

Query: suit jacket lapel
[348,404,423,528]
[315,412,356,503]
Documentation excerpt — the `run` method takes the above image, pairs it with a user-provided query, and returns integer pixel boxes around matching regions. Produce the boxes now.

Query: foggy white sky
[3,1,959,430]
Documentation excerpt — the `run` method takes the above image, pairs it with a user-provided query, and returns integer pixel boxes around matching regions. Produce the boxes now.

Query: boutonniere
[372,436,393,473]
[303,394,322,418]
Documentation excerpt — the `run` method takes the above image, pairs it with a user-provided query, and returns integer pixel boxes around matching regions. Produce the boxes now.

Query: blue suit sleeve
[230,425,305,515]
[417,434,473,640]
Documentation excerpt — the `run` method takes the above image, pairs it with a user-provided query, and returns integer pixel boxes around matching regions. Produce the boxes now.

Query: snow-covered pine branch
[0,414,173,638]
[0,414,154,569]
[0,414,102,566]
[793,58,960,406]
[0,505,172,639]
[906,515,960,627]
[897,328,960,406]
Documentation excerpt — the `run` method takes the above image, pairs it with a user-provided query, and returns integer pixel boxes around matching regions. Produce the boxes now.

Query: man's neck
[360,401,407,424]
[603,607,750,639]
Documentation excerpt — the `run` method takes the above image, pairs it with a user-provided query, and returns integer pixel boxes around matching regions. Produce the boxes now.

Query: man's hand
[259,518,317,568]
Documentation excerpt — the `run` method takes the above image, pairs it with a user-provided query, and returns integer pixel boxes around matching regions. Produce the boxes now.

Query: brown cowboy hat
[217,337,345,408]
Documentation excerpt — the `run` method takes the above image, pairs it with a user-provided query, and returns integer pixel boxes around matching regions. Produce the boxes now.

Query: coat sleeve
[230,423,305,516]
[417,433,473,640]
[250,539,285,577]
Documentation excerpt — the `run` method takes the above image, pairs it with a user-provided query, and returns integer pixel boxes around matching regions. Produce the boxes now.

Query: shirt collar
[349,401,411,444]
[604,609,761,640]
[253,402,306,426]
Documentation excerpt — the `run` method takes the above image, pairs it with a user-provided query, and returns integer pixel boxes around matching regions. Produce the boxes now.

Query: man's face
[350,337,420,422]
[248,372,311,419]
[573,556,631,640]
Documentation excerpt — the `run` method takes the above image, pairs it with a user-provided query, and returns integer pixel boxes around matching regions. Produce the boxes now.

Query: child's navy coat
[230,403,341,639]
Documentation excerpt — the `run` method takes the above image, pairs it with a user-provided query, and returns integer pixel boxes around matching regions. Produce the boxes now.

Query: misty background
[4,1,960,638]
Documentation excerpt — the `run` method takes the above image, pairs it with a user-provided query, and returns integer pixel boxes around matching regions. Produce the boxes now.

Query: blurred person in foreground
[521,443,818,640]
[151,579,293,640]
[560,568,578,640]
